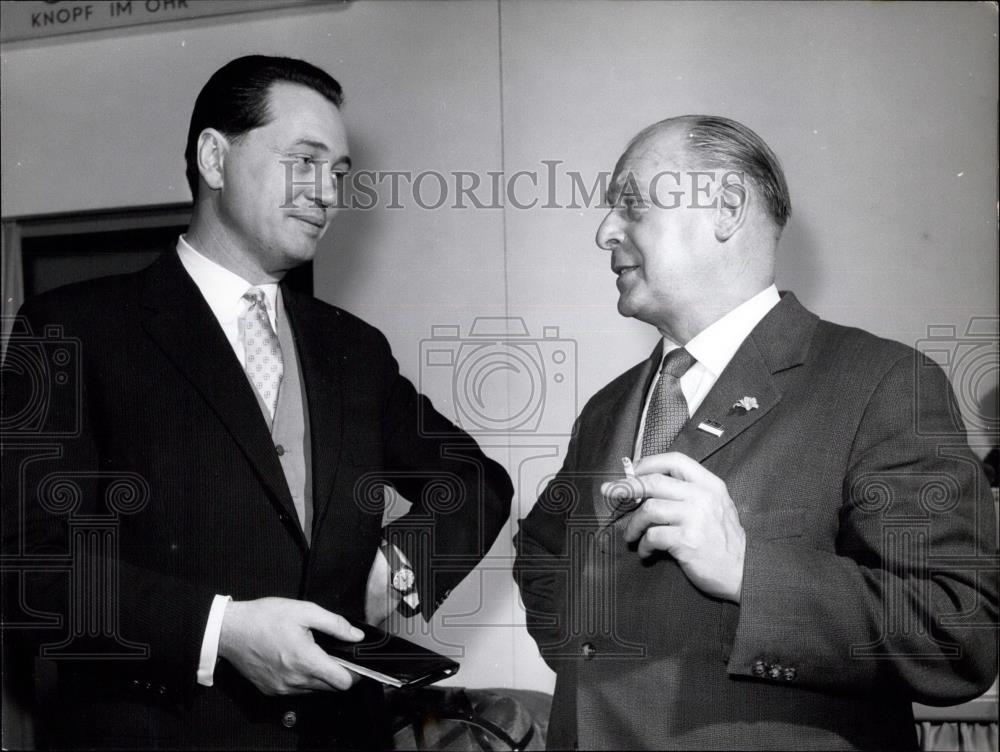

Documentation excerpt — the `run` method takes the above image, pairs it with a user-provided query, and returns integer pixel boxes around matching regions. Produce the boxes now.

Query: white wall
[2,0,997,695]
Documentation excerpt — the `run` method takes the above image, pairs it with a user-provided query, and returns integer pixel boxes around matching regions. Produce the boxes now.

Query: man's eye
[294,155,316,166]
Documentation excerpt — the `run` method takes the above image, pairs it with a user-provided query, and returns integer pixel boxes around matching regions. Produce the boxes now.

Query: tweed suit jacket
[2,251,513,749]
[514,292,997,750]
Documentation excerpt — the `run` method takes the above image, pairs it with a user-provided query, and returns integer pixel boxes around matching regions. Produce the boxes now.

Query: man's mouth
[613,264,639,277]
[292,214,326,230]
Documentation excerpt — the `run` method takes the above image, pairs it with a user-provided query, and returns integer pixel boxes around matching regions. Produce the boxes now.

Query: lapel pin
[732,396,759,412]
[697,420,725,437]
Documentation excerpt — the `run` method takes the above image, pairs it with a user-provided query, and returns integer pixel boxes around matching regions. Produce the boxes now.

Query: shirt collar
[663,285,780,377]
[176,235,279,321]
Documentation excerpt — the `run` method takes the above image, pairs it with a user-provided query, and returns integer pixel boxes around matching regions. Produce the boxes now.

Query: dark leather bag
[389,686,550,751]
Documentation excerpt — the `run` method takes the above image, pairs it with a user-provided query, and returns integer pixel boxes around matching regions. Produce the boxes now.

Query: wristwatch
[380,540,420,617]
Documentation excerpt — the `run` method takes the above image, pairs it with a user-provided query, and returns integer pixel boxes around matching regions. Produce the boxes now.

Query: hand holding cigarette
[602,453,746,603]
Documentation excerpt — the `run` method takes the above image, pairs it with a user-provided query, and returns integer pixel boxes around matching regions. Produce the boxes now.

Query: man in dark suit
[2,55,512,749]
[514,115,997,749]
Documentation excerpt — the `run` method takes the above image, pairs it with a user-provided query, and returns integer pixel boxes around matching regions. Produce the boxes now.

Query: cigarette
[621,457,636,478]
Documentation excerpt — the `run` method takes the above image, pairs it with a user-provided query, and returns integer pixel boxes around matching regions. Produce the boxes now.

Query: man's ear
[713,175,749,242]
[196,129,228,191]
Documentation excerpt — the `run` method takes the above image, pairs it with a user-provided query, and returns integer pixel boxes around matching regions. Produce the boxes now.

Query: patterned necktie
[242,288,283,416]
[640,347,696,458]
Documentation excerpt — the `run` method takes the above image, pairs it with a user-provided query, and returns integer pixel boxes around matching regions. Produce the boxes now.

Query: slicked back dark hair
[184,55,344,199]
[632,115,791,228]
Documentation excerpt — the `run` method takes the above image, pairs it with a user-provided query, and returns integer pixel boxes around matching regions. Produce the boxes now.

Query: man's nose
[595,211,622,250]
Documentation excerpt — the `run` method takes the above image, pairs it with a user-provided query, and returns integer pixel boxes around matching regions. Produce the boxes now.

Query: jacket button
[752,660,767,677]
[281,710,297,728]
[278,512,290,523]
[582,642,597,660]
[783,667,796,681]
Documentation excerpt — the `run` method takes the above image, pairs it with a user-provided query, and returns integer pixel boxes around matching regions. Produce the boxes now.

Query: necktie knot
[243,287,267,308]
[661,347,695,379]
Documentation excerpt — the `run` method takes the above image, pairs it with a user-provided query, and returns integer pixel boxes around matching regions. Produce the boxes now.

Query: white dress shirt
[177,236,282,687]
[634,285,781,459]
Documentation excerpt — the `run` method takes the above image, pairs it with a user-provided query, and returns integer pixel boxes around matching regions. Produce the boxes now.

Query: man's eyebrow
[291,138,328,151]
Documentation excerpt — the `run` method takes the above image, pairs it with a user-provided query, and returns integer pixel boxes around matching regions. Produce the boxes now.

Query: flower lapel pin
[732,396,759,413]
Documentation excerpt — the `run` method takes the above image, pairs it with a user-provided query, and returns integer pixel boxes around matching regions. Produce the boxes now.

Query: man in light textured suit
[514,116,997,750]
[2,56,512,749]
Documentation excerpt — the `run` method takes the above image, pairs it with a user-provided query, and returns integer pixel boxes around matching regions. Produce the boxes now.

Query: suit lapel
[671,292,817,464]
[139,253,301,538]
[281,287,344,539]
[669,336,780,463]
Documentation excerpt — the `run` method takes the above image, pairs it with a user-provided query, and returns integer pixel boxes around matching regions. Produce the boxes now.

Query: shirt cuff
[403,590,420,609]
[196,594,232,687]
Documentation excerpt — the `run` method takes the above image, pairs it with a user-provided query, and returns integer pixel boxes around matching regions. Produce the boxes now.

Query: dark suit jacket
[514,292,997,750]
[1,252,513,749]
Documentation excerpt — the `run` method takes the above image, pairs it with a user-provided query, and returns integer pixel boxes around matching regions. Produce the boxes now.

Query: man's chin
[289,239,321,262]
[618,299,663,331]
[617,296,640,320]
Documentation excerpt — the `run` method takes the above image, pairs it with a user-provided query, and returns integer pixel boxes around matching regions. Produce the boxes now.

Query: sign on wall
[0,0,346,44]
